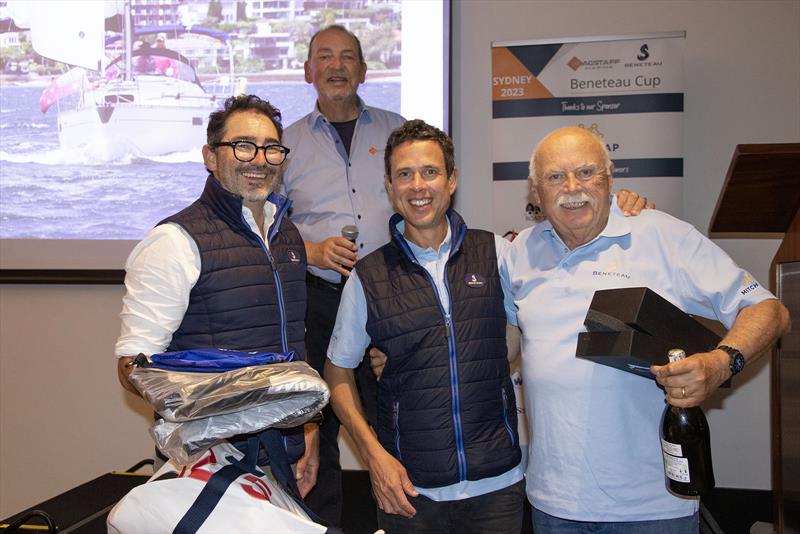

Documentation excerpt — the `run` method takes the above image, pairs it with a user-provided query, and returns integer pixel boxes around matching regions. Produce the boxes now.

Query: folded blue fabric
[148,348,297,372]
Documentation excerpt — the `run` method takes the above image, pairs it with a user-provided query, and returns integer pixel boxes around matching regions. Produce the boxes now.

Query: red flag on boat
[39,68,86,113]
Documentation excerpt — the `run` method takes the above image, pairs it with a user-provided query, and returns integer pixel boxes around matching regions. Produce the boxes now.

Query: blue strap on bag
[173,429,342,534]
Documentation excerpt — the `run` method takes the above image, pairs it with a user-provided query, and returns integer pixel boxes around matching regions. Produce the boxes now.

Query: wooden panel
[771,210,800,534]
[709,144,800,234]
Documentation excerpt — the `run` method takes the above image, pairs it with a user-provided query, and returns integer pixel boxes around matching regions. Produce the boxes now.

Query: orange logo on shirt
[369,146,377,155]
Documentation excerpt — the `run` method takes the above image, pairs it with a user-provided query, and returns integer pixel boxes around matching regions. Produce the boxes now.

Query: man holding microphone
[280,25,405,525]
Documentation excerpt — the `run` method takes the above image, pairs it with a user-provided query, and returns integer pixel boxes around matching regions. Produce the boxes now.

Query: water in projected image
[0,81,399,240]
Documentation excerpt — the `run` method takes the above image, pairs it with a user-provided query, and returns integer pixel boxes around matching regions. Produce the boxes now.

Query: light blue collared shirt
[281,99,405,283]
[328,218,524,502]
[500,197,776,522]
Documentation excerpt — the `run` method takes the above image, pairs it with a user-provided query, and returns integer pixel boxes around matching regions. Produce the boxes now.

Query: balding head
[529,127,611,183]
[528,127,615,250]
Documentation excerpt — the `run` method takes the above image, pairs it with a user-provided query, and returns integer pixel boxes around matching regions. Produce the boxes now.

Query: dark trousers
[377,478,526,534]
[302,274,379,527]
[531,507,699,533]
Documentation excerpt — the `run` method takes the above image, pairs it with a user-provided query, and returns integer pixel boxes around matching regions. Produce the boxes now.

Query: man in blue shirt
[280,25,405,525]
[326,120,526,533]
[501,126,790,533]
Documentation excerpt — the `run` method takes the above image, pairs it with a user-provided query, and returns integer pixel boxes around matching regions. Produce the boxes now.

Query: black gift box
[576,287,724,381]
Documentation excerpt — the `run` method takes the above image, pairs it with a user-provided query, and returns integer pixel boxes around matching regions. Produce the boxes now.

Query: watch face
[721,345,746,375]
[732,352,745,374]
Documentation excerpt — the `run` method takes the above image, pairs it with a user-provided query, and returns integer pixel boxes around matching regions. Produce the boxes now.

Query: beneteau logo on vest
[464,273,486,288]
[287,249,301,263]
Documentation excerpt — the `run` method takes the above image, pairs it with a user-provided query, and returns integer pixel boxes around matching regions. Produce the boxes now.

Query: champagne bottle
[659,348,715,496]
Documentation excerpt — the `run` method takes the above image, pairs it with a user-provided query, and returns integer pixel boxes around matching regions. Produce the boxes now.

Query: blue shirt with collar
[328,216,524,502]
[281,99,405,283]
[500,196,775,522]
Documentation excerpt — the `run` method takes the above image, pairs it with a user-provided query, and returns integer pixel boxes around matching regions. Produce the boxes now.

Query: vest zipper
[393,400,402,460]
[392,226,469,482]
[441,266,467,482]
[443,224,469,481]
[501,386,516,446]
[248,209,289,354]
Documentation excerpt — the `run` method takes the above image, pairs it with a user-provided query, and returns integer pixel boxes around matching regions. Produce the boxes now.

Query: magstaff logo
[592,260,631,280]
[566,56,620,71]
[287,249,301,263]
[368,146,377,155]
[740,273,760,295]
[464,273,486,288]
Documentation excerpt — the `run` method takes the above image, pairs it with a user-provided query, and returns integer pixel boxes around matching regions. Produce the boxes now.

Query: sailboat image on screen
[31,0,242,161]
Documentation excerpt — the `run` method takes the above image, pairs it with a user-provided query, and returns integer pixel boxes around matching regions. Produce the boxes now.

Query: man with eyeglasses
[115,95,320,497]
[500,126,790,532]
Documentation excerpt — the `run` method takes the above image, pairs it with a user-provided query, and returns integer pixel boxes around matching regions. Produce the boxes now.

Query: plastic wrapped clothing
[150,391,321,465]
[128,353,329,465]
[129,359,322,422]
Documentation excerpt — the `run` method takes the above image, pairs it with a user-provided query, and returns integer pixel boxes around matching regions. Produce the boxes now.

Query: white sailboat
[28,0,241,161]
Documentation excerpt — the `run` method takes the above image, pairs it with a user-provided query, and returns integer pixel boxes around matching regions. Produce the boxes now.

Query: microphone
[341,225,359,243]
[338,225,359,290]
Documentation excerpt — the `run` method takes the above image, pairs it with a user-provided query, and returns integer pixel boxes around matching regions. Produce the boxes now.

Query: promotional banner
[491,32,685,236]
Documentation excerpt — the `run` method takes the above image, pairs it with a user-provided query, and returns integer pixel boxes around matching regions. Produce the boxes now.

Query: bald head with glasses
[528,126,615,251]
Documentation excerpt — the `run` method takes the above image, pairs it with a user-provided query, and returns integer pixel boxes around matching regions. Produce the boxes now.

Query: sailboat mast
[124,0,132,81]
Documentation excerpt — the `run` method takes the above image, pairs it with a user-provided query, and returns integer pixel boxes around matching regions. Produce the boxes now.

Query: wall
[451,0,800,490]
[1,0,799,518]
[0,285,153,517]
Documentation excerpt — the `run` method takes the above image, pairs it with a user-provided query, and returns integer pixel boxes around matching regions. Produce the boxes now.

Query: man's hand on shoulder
[616,189,655,216]
[305,237,358,275]
[117,356,142,397]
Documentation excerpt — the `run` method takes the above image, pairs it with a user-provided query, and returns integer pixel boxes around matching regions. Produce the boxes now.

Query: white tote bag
[107,442,327,534]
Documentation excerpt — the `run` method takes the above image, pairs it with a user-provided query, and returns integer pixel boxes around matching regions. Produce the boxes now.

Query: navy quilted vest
[356,210,520,488]
[160,176,307,358]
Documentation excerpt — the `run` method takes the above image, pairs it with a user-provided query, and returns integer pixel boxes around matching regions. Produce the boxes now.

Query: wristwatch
[717,345,745,376]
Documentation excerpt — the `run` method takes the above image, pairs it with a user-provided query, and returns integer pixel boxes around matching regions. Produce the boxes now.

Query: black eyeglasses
[212,141,290,165]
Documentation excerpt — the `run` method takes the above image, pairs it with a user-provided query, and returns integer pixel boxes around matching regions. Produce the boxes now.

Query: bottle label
[662,439,691,483]
[661,438,682,457]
